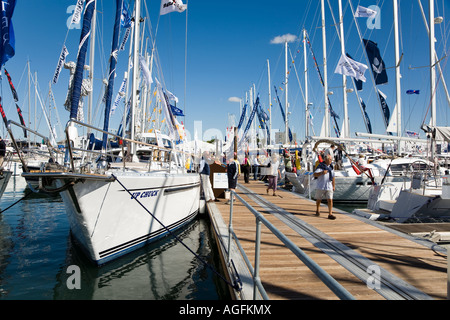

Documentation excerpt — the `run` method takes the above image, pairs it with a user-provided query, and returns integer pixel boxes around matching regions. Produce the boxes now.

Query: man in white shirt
[313,154,336,220]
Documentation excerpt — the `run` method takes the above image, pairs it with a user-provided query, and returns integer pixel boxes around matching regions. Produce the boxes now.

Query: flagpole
[284,40,289,145]
[338,0,349,139]
[393,0,402,153]
[321,0,330,138]
[130,0,141,157]
[267,59,272,145]
[303,29,309,139]
[429,0,436,127]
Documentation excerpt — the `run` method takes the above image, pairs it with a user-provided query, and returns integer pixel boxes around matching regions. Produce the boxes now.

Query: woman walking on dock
[266,154,280,196]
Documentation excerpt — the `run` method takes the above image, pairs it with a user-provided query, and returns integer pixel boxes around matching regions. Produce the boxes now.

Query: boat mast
[87,0,97,129]
[267,59,272,145]
[284,41,289,145]
[429,0,436,127]
[130,0,141,157]
[303,29,309,139]
[393,0,402,153]
[321,0,330,137]
[338,0,349,139]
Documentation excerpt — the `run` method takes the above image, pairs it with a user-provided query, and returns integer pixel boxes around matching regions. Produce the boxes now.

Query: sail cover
[102,0,123,149]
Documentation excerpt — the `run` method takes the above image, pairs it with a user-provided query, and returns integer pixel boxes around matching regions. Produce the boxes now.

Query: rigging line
[111,174,242,292]
[0,190,34,214]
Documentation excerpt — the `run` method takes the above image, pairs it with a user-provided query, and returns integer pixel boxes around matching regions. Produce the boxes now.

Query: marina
[208,177,449,300]
[0,0,449,304]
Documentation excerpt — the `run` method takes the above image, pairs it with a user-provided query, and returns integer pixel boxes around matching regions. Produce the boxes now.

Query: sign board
[213,172,228,189]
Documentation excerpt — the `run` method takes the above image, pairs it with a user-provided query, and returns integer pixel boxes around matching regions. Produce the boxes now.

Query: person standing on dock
[313,154,336,220]
[241,153,251,183]
[266,154,280,196]
[252,154,260,180]
[226,153,240,204]
[0,137,6,167]
[200,152,215,202]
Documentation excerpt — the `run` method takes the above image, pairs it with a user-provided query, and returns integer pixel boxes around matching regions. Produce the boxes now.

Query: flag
[170,104,184,116]
[360,98,372,134]
[355,5,377,18]
[406,90,420,95]
[139,55,153,86]
[160,0,187,15]
[53,45,69,84]
[120,2,132,28]
[406,130,419,138]
[346,53,363,90]
[378,89,390,129]
[0,0,16,67]
[237,104,247,130]
[363,39,388,85]
[334,53,368,82]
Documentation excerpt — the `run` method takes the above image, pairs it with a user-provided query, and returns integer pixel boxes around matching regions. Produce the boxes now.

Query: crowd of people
[198,145,339,221]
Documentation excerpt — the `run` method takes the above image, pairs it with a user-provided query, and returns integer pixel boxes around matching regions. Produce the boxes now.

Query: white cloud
[270,33,298,44]
[228,97,241,103]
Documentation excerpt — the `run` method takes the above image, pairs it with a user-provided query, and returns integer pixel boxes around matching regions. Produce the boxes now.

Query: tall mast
[338,0,349,138]
[284,40,289,145]
[321,0,330,137]
[393,0,402,151]
[267,59,272,145]
[429,0,436,127]
[303,29,309,139]
[87,0,97,128]
[130,0,141,156]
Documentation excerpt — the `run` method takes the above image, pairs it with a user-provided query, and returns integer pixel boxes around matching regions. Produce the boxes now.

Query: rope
[0,190,34,214]
[111,174,242,292]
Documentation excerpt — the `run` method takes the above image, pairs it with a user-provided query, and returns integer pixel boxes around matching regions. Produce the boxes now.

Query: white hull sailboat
[34,169,199,264]
[19,0,200,264]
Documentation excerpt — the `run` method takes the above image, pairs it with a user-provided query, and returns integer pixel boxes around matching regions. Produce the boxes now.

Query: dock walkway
[206,178,449,300]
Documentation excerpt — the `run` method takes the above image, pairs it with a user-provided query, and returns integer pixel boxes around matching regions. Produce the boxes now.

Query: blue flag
[170,104,184,116]
[363,39,388,85]
[0,0,16,67]
[406,90,420,95]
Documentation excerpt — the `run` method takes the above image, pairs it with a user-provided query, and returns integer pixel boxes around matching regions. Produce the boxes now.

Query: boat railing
[64,119,190,174]
[7,120,63,172]
[227,190,355,300]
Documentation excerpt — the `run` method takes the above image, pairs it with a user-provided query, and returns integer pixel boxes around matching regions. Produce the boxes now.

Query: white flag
[355,5,377,18]
[160,0,187,15]
[53,45,69,84]
[334,54,368,82]
[71,0,86,25]
[139,55,153,86]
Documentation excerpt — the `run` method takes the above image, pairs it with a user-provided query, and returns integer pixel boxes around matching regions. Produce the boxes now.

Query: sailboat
[20,0,200,265]
[352,0,450,223]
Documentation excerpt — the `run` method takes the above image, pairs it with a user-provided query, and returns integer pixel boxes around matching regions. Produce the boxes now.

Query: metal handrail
[228,190,355,300]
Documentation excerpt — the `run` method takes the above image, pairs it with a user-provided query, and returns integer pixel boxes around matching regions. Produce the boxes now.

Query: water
[0,176,231,300]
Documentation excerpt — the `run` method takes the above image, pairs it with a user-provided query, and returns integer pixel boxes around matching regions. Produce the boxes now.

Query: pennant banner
[360,98,372,134]
[0,0,16,67]
[71,0,86,25]
[160,0,187,15]
[53,45,69,84]
[237,103,247,130]
[355,5,377,18]
[334,54,368,82]
[4,68,18,101]
[378,89,391,129]
[363,39,388,85]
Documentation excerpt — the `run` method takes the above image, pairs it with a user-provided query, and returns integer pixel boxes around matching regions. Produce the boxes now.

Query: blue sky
[2,0,450,144]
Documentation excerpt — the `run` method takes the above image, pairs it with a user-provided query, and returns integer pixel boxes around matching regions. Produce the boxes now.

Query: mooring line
[0,190,35,214]
[111,174,242,292]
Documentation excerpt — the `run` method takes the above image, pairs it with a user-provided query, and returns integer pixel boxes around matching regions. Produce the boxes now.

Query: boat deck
[206,177,449,300]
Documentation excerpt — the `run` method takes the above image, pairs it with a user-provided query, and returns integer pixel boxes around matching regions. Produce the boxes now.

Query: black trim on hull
[98,211,198,259]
